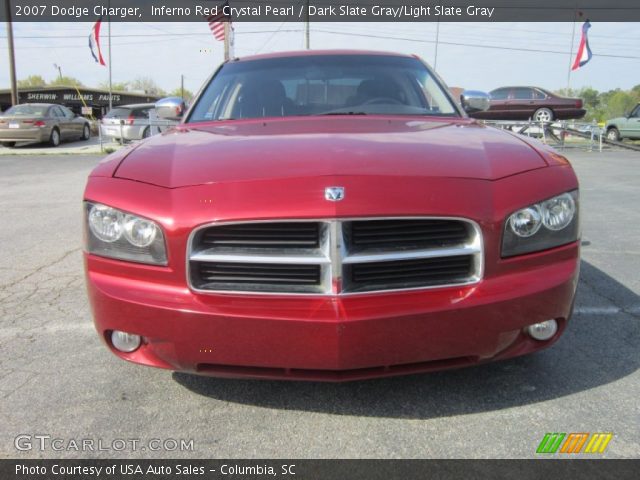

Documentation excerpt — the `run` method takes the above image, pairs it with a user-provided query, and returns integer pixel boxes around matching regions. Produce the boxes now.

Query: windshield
[188,54,459,122]
[5,105,48,116]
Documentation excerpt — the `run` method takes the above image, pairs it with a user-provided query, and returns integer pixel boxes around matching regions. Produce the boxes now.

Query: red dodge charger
[84,51,580,381]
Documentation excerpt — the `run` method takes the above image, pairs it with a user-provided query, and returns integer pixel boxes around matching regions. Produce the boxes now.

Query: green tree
[130,77,165,96]
[48,76,84,87]
[168,87,194,102]
[605,90,637,119]
[98,81,130,92]
[17,75,47,88]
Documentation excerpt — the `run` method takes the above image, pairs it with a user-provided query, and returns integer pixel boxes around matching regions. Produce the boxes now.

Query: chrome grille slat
[188,218,483,295]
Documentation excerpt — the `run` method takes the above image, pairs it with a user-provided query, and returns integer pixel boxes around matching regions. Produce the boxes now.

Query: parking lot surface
[0,149,638,458]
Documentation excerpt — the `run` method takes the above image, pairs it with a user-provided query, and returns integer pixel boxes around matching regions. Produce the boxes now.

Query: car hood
[113,117,548,188]
[606,116,626,124]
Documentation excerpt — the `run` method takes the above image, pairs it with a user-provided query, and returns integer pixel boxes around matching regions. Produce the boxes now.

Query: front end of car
[84,144,579,381]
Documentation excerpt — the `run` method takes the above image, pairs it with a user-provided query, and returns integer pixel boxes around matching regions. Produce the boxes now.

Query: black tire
[606,127,620,142]
[1,141,16,148]
[142,127,151,139]
[533,108,554,123]
[81,124,91,141]
[49,128,60,147]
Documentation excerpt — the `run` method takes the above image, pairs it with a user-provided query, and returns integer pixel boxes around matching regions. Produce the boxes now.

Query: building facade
[0,86,160,117]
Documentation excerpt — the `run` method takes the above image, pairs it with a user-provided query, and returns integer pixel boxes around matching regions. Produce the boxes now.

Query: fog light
[111,330,141,353]
[526,320,558,341]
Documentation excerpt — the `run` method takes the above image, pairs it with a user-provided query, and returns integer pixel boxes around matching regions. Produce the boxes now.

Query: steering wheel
[362,97,404,106]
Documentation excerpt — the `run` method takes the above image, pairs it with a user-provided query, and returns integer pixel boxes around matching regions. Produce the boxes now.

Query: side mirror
[155,97,186,121]
[461,90,491,114]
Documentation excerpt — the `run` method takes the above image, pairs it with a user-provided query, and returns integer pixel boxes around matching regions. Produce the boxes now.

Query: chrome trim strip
[187,217,484,296]
[190,252,331,264]
[342,245,481,264]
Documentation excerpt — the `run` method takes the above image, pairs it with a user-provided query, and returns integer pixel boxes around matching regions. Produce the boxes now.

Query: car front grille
[188,218,482,295]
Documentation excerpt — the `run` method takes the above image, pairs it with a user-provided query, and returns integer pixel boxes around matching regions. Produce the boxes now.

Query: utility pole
[433,21,440,71]
[54,63,63,81]
[223,23,230,61]
[108,0,113,110]
[180,74,184,99]
[5,0,18,105]
[304,0,310,50]
[567,18,577,92]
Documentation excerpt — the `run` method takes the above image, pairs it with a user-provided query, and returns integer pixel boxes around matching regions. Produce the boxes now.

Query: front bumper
[86,242,579,381]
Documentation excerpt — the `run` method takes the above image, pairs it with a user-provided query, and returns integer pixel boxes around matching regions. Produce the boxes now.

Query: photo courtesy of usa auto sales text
[15,463,294,476]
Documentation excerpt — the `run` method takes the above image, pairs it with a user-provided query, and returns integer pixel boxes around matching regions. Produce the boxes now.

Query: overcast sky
[0,22,638,95]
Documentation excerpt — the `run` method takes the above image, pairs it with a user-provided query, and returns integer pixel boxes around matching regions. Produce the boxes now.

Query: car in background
[100,103,175,142]
[470,86,586,122]
[84,50,580,381]
[0,103,91,147]
[604,103,640,141]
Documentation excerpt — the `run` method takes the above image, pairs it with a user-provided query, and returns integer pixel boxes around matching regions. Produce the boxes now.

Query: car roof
[9,103,56,107]
[110,103,155,109]
[234,49,412,63]
[491,86,549,91]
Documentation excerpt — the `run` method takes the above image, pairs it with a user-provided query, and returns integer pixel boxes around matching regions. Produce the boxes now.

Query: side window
[513,88,533,100]
[532,89,546,100]
[61,106,75,118]
[490,89,508,100]
[631,105,640,118]
[52,106,65,118]
[133,108,151,119]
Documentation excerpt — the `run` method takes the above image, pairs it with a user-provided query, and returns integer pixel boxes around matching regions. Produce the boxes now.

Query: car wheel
[142,127,151,139]
[82,124,91,141]
[1,141,16,148]
[533,108,554,123]
[606,128,620,142]
[49,128,60,147]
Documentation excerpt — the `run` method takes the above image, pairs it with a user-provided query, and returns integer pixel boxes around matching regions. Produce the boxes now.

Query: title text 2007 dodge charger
[84,51,579,381]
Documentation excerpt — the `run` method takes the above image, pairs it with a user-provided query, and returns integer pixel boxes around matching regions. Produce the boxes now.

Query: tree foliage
[48,76,84,87]
[130,77,166,96]
[17,75,47,88]
[555,86,640,122]
[168,87,194,102]
[98,81,130,92]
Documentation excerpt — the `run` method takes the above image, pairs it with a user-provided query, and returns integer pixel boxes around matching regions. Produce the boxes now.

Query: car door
[51,106,70,139]
[488,88,509,118]
[511,87,535,119]
[531,88,549,111]
[60,106,83,139]
[621,104,640,139]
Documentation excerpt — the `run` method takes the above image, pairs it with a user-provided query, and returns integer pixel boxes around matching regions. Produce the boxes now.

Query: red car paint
[84,51,579,381]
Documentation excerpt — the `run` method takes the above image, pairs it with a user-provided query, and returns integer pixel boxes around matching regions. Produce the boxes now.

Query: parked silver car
[100,103,174,142]
[0,103,91,147]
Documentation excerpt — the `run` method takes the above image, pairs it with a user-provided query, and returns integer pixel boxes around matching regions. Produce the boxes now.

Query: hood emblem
[325,187,345,202]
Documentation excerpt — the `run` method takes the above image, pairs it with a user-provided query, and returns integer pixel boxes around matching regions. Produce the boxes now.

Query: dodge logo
[325,187,345,202]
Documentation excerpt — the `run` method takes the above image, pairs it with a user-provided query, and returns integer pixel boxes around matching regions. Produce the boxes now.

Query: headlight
[88,204,124,242]
[502,190,579,257]
[85,202,167,265]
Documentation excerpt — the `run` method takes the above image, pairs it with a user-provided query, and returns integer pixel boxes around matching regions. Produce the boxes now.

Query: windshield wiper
[316,111,368,116]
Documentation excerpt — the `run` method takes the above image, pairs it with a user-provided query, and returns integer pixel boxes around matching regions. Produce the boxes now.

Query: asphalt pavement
[0,148,638,459]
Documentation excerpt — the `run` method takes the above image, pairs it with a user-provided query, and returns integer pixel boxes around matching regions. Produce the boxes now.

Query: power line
[311,28,640,60]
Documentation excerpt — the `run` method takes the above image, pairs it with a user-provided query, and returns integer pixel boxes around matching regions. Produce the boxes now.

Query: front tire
[1,141,16,148]
[533,108,554,123]
[49,128,60,147]
[606,128,620,142]
[82,124,91,141]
